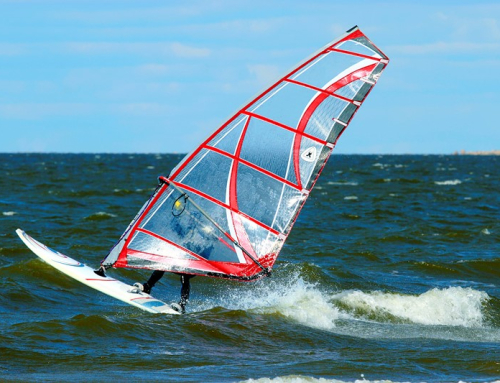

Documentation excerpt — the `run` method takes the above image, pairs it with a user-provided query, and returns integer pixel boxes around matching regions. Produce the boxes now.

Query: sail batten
[102,26,389,280]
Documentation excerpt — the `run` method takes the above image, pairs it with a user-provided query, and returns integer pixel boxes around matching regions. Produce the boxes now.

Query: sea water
[0,154,499,382]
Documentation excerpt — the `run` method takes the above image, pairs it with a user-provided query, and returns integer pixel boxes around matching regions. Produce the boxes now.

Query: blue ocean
[1,153,499,382]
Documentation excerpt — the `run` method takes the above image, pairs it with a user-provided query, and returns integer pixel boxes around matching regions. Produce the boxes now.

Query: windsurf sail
[101,26,389,280]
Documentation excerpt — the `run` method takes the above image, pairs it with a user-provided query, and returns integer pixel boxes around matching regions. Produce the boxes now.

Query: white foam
[200,273,342,330]
[333,287,489,327]
[327,181,359,186]
[96,211,116,217]
[242,375,413,383]
[2,211,16,216]
[243,378,500,383]
[344,196,358,200]
[196,274,492,340]
[86,212,117,219]
[435,179,462,185]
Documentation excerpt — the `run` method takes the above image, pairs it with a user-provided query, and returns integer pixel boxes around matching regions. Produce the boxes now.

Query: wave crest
[333,287,489,327]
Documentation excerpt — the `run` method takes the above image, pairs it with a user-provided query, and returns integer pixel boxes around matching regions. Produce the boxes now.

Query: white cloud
[60,41,211,58]
[50,5,206,24]
[137,64,170,76]
[389,41,500,55]
[110,103,171,116]
[170,42,210,58]
[0,102,175,120]
[247,64,282,87]
[0,103,96,119]
[0,43,27,56]
[431,10,500,41]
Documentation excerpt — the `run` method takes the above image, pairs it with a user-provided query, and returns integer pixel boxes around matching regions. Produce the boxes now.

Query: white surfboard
[16,229,180,315]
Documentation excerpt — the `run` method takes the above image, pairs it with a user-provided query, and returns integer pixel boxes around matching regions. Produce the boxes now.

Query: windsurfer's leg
[143,270,165,294]
[179,274,194,310]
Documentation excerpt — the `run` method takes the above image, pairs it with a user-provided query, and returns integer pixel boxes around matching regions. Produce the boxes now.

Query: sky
[0,0,499,154]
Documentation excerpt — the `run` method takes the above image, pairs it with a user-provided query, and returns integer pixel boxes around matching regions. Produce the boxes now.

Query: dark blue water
[1,154,499,382]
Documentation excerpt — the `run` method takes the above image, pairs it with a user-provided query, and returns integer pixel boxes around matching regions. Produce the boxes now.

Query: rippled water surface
[1,154,499,382]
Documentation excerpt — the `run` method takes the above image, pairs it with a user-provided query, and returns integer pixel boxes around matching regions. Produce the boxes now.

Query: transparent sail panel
[302,95,350,141]
[291,51,365,90]
[249,82,318,130]
[297,137,326,189]
[352,36,388,59]
[240,214,282,258]
[336,40,381,58]
[366,62,386,83]
[177,149,232,204]
[240,117,297,184]
[129,231,198,260]
[236,163,305,232]
[328,121,347,144]
[334,79,365,100]
[140,187,240,263]
[300,141,331,190]
[208,115,248,155]
[338,103,357,125]
[352,81,373,102]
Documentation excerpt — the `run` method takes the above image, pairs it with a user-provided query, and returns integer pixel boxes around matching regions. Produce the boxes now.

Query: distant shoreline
[453,150,500,155]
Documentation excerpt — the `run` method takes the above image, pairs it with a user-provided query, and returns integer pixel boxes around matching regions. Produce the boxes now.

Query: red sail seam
[284,78,356,104]
[136,227,207,261]
[130,297,155,301]
[130,230,235,274]
[333,28,365,47]
[327,47,382,62]
[122,250,227,274]
[229,116,250,211]
[292,63,377,191]
[333,28,389,60]
[241,111,327,146]
[228,116,259,259]
[169,179,281,237]
[205,145,301,191]
[117,183,168,267]
[333,63,387,146]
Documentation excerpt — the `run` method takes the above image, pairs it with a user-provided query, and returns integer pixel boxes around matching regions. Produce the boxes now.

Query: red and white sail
[102,26,389,280]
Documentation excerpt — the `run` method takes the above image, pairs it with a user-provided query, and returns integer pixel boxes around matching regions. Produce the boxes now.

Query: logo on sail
[301,147,317,162]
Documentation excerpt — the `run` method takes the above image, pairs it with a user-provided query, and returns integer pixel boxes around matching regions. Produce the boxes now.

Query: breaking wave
[333,287,489,328]
[84,211,117,221]
[242,376,500,383]
[198,273,342,331]
[197,272,491,334]
[435,179,462,185]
